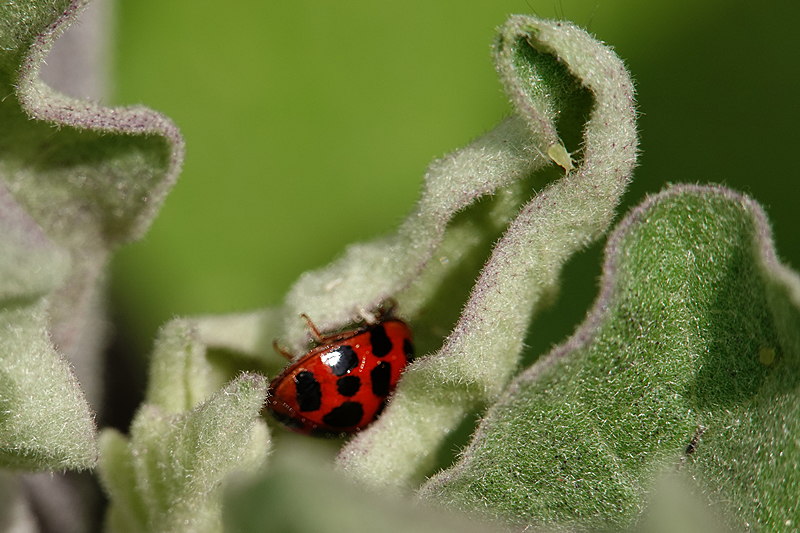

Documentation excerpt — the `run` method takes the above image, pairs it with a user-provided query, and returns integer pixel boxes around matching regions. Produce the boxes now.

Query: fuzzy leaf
[0,0,184,407]
[223,440,505,533]
[98,374,270,533]
[419,185,800,530]
[0,186,70,301]
[145,319,215,414]
[0,299,97,470]
[192,308,283,362]
[336,15,637,488]
[201,14,631,370]
[278,115,550,353]
[99,321,271,532]
[3,0,183,247]
[276,10,622,353]
[275,16,611,352]
[0,0,184,469]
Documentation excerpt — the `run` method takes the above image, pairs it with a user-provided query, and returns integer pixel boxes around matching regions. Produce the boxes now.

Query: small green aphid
[547,142,574,172]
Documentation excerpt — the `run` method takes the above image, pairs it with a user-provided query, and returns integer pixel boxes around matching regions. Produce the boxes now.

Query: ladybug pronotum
[266,315,414,437]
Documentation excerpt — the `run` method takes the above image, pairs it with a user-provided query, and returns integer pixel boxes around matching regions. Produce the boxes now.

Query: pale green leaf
[99,320,271,532]
[0,0,184,470]
[275,13,608,353]
[98,374,270,533]
[224,440,505,533]
[0,299,97,470]
[337,15,637,489]
[145,319,215,414]
[0,186,69,302]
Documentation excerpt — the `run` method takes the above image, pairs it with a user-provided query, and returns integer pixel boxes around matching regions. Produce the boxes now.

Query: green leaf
[98,374,270,533]
[0,299,97,470]
[0,187,70,301]
[419,185,800,530]
[223,440,503,533]
[336,15,637,489]
[0,0,184,470]
[1,0,183,256]
[274,22,609,354]
[192,308,284,364]
[275,10,628,354]
[99,319,270,532]
[144,319,215,414]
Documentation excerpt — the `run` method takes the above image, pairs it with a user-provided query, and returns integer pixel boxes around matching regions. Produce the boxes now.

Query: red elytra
[266,317,414,437]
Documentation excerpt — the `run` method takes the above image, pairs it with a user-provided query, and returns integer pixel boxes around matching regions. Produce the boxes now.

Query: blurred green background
[109,0,800,408]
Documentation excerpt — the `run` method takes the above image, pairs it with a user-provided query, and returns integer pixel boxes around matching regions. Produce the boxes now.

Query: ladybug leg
[272,339,294,360]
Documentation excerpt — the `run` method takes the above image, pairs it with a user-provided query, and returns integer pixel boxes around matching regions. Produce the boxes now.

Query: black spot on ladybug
[371,361,392,396]
[295,371,321,412]
[323,346,359,376]
[403,338,415,362]
[370,325,393,357]
[323,401,364,427]
[336,375,361,397]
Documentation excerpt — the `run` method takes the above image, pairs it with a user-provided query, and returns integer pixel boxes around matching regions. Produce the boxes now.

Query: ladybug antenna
[272,340,294,360]
[300,313,325,342]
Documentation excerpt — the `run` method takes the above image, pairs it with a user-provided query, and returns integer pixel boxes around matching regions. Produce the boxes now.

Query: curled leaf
[0,0,184,475]
[337,15,637,489]
[99,317,271,533]
[98,374,270,533]
[1,0,184,411]
[419,185,800,530]
[280,113,550,352]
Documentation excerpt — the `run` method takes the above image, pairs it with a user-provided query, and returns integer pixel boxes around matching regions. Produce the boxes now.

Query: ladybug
[266,313,414,437]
